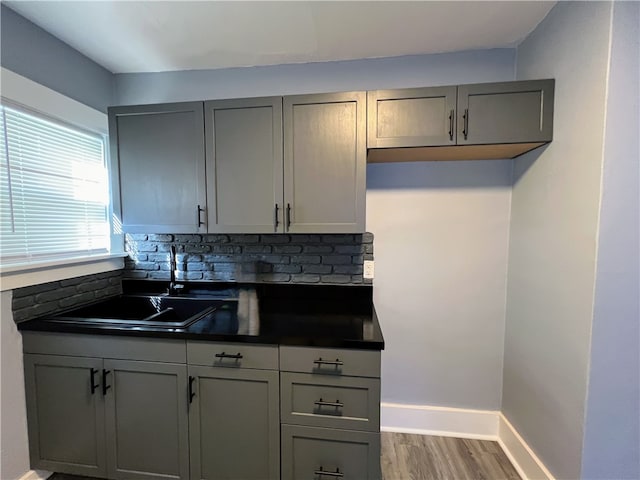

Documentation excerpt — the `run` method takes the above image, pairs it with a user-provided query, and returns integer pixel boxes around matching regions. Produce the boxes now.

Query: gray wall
[124,233,373,285]
[581,2,640,478]
[502,3,613,479]
[0,4,114,112]
[115,48,516,411]
[0,291,29,480]
[114,49,514,104]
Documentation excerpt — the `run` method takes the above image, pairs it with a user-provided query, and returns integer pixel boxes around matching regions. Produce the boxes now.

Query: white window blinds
[0,103,110,267]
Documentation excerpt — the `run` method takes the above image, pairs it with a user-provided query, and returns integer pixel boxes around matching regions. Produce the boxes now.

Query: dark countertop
[17,281,385,350]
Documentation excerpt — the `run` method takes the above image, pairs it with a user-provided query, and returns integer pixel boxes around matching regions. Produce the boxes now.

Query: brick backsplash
[124,233,374,286]
[12,270,123,322]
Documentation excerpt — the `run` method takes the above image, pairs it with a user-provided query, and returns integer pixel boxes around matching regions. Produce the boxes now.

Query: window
[0,103,111,267]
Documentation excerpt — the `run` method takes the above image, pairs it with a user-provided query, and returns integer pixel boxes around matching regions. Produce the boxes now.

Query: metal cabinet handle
[90,368,99,395]
[214,352,243,360]
[462,108,469,140]
[188,376,196,404]
[314,467,344,478]
[102,369,111,396]
[286,203,291,230]
[196,205,205,227]
[274,204,280,229]
[314,398,344,408]
[313,358,344,366]
[448,109,454,141]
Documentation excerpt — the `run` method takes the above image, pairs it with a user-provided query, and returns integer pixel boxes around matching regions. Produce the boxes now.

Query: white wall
[581,2,640,478]
[502,2,613,479]
[115,49,516,411]
[367,161,512,409]
[0,291,30,480]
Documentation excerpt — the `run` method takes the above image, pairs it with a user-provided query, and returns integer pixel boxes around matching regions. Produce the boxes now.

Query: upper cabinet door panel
[109,102,206,233]
[204,97,284,233]
[457,79,554,145]
[367,86,457,148]
[283,92,366,233]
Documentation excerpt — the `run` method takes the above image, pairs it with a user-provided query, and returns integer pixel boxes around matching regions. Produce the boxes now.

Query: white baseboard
[18,470,50,480]
[498,414,555,480]
[380,403,554,480]
[380,402,500,440]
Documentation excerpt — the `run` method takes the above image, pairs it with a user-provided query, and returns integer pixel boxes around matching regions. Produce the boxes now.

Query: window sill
[0,253,128,292]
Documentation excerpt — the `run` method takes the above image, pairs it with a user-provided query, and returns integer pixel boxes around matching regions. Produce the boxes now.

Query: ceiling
[6,1,555,74]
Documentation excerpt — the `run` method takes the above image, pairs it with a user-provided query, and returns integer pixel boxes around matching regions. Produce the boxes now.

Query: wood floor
[382,432,521,480]
[49,433,520,480]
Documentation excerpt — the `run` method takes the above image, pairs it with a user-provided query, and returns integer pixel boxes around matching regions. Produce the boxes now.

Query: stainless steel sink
[49,295,224,329]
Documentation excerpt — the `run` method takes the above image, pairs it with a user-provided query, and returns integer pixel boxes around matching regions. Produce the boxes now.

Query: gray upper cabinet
[457,79,554,145]
[108,102,207,233]
[24,354,107,478]
[367,79,555,162]
[284,92,366,233]
[204,97,284,233]
[104,360,189,480]
[367,86,457,148]
[188,366,280,480]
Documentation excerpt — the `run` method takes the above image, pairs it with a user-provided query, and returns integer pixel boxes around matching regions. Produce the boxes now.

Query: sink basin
[49,295,226,329]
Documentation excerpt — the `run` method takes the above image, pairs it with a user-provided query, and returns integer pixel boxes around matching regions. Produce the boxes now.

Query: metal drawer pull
[188,376,196,404]
[462,108,469,140]
[196,204,205,227]
[314,467,344,478]
[448,109,454,141]
[314,398,344,408]
[90,368,99,395]
[274,204,280,229]
[102,369,111,396]
[214,352,243,359]
[313,358,344,366]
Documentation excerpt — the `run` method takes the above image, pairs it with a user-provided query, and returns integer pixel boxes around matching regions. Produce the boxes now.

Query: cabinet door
[104,360,189,480]
[284,92,366,233]
[204,97,284,233]
[367,86,457,148]
[457,79,554,145]
[109,102,206,233]
[281,425,381,480]
[188,366,279,480]
[24,354,106,477]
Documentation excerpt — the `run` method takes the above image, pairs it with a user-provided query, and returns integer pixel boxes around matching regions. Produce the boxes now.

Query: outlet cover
[363,260,374,279]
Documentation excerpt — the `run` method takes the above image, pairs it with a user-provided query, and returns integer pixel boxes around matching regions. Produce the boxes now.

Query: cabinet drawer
[22,332,186,363]
[281,425,380,480]
[187,341,278,370]
[281,373,380,432]
[279,346,380,378]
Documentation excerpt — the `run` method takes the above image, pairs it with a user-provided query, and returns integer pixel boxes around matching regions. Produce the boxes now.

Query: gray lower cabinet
[283,92,366,233]
[188,366,280,480]
[104,360,189,480]
[281,425,381,480]
[108,102,207,233]
[280,346,382,479]
[24,354,107,478]
[204,97,284,233]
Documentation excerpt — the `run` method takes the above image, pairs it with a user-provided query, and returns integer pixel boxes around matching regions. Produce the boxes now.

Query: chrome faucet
[168,245,183,295]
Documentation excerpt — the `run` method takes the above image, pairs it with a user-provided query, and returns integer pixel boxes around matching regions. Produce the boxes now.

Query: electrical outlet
[363,260,374,279]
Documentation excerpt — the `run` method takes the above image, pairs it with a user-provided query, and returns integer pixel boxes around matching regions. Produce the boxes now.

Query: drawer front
[281,425,381,480]
[22,332,186,363]
[187,341,278,370]
[279,346,380,378]
[281,373,380,432]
